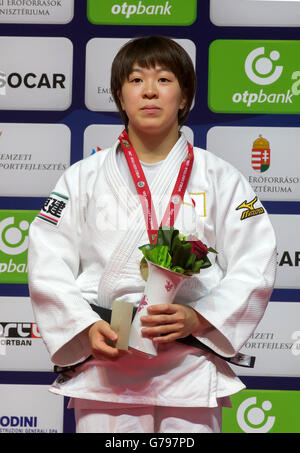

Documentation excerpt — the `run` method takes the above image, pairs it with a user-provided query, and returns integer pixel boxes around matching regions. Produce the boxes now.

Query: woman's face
[118,63,186,137]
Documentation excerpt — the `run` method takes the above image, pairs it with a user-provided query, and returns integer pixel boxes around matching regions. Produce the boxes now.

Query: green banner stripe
[0,210,39,284]
[87,0,197,26]
[208,39,300,114]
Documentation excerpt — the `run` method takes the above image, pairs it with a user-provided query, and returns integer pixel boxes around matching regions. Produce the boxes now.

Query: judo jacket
[27,134,277,407]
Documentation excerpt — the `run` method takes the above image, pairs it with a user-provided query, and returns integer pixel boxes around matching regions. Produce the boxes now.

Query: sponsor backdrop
[0,0,299,434]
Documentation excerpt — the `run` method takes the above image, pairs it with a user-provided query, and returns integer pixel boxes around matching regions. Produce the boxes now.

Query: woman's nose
[142,80,158,98]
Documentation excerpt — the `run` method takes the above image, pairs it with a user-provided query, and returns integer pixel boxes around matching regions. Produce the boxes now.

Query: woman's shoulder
[193,145,243,181]
[63,146,113,179]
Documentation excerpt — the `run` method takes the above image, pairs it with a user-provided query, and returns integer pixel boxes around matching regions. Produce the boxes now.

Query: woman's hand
[140,303,211,344]
[88,320,130,361]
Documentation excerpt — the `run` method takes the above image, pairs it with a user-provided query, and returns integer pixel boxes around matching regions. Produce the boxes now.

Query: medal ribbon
[118,129,194,244]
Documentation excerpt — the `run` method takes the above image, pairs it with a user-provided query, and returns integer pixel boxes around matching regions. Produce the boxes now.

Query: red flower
[187,235,209,260]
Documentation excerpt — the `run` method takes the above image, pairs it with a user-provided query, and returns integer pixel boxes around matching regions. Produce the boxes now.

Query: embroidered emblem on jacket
[182,192,206,217]
[37,191,69,226]
[236,196,265,221]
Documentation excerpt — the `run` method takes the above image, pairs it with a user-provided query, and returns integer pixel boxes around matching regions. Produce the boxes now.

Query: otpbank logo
[0,211,38,284]
[87,0,197,25]
[222,390,300,433]
[208,40,300,114]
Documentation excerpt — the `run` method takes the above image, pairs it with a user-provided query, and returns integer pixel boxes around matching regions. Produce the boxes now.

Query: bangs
[128,54,178,77]
[113,36,187,86]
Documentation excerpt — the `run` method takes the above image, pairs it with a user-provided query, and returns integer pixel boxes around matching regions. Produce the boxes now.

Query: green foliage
[139,226,215,275]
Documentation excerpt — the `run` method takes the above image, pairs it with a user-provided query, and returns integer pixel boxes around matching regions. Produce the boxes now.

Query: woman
[28,36,277,433]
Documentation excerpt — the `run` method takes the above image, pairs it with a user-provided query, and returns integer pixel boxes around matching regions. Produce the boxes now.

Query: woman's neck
[127,125,180,163]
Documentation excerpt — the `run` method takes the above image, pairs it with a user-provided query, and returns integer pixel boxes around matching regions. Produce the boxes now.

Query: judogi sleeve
[28,160,100,367]
[191,158,277,358]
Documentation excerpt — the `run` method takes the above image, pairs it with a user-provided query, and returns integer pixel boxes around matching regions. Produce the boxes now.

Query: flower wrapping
[128,227,217,357]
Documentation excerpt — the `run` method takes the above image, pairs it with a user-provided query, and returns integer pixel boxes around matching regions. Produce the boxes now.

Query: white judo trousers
[72,402,223,433]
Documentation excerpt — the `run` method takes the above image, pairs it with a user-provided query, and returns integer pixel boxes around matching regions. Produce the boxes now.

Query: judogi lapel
[97,134,192,308]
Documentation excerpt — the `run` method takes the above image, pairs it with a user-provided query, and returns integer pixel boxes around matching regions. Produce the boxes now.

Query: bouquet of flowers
[139,226,217,280]
[128,227,217,357]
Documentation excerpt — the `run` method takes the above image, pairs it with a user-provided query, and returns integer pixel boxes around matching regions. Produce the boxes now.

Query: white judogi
[27,133,277,409]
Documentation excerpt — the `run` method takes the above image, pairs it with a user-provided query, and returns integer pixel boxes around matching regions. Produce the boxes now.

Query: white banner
[0,297,53,372]
[0,123,70,197]
[0,0,74,24]
[230,302,300,377]
[206,126,300,201]
[270,214,300,289]
[0,37,73,110]
[0,384,64,433]
[210,0,300,27]
[85,37,196,112]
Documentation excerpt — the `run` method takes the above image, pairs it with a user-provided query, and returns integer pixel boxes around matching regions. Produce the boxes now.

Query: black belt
[53,304,255,373]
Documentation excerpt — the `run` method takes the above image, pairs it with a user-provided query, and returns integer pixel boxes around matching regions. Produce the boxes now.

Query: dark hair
[110,36,197,128]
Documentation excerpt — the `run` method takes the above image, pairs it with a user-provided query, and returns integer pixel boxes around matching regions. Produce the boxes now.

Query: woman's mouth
[141,105,160,112]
